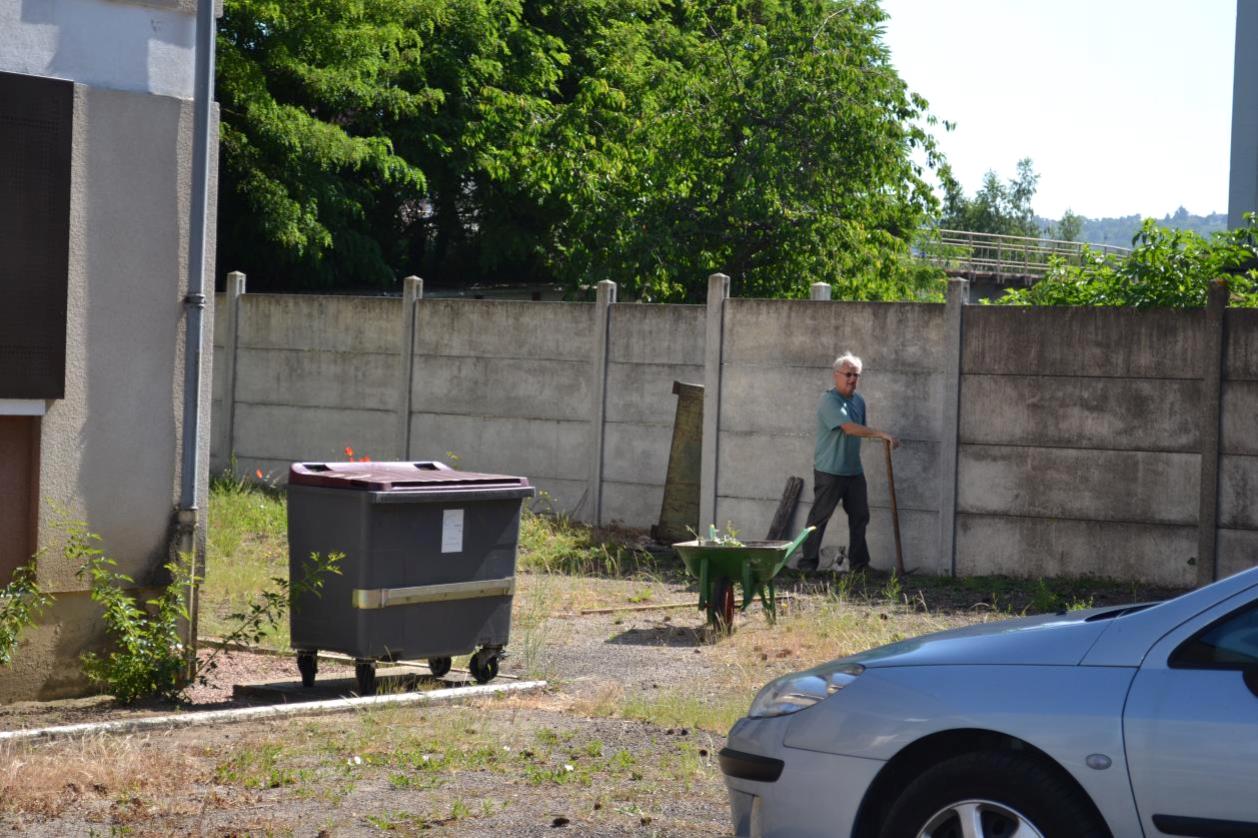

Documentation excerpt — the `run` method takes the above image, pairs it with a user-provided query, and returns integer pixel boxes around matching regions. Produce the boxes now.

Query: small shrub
[73,514,342,704]
[77,524,194,703]
[0,560,53,667]
[994,214,1258,308]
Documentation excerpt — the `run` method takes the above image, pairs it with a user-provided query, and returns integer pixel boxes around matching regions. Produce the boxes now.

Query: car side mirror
[1244,666,1258,699]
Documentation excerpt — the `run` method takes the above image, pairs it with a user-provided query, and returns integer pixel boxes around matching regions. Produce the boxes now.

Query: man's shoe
[796,558,819,572]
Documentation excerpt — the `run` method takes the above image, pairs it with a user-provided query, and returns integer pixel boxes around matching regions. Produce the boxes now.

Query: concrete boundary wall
[210,279,1258,584]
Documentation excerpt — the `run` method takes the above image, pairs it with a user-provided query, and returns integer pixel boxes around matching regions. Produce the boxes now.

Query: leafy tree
[540,0,947,301]
[994,214,1258,308]
[216,0,949,300]
[940,157,1040,238]
[216,0,570,291]
[1052,209,1083,242]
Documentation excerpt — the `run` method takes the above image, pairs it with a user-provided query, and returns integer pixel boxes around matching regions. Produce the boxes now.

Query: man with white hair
[798,352,899,572]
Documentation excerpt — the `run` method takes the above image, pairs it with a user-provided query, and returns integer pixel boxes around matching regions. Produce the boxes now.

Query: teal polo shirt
[814,389,866,476]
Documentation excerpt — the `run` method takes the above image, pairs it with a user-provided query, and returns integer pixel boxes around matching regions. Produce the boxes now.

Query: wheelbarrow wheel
[709,576,736,634]
[427,656,453,678]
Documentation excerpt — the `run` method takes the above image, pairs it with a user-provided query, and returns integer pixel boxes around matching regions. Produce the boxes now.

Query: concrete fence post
[1197,278,1229,586]
[940,278,968,576]
[700,273,731,531]
[810,282,831,301]
[219,271,246,473]
[587,280,617,525]
[396,276,423,460]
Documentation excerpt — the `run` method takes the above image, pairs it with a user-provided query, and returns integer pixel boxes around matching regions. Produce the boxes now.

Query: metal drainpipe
[178,0,216,668]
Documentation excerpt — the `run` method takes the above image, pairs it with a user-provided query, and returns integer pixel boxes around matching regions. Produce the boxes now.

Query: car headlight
[747,662,865,719]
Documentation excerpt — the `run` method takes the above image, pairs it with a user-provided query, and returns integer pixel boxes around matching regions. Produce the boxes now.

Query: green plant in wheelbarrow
[674,526,814,634]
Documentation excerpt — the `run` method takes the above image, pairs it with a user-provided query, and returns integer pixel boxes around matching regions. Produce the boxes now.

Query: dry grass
[0,735,208,818]
[575,589,995,735]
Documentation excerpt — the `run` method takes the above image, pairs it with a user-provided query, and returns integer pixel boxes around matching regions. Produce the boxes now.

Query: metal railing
[921,229,1131,283]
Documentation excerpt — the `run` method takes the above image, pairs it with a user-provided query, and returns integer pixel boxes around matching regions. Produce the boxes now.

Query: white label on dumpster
[441,509,465,553]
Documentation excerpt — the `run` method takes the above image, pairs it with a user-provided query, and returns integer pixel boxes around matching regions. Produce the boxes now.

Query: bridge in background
[922,229,1131,295]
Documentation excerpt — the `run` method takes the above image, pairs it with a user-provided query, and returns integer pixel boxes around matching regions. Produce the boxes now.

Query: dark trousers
[801,470,870,569]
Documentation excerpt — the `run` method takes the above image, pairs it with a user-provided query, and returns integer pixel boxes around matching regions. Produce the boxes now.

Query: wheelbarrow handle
[784,526,816,559]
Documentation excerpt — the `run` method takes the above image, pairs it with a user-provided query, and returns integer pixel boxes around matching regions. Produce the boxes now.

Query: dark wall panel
[0,71,72,399]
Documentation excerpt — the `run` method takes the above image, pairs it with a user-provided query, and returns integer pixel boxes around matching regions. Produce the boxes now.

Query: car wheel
[879,750,1109,838]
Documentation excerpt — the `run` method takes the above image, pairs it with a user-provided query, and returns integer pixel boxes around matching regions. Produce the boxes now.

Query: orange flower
[361,456,371,463]
[345,446,354,458]
[255,469,263,479]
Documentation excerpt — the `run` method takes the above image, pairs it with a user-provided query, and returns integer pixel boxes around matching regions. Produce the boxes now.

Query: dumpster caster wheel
[355,660,377,696]
[469,650,499,684]
[427,657,452,678]
[297,650,318,688]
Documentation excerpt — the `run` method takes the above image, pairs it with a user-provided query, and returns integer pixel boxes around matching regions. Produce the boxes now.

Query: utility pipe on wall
[177,0,216,658]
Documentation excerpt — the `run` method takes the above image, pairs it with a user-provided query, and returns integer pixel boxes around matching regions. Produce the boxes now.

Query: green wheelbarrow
[673,526,814,632]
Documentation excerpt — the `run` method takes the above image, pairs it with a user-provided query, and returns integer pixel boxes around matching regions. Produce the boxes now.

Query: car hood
[842,608,1117,668]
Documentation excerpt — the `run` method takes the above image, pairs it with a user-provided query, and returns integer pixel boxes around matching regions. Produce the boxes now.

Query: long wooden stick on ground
[578,593,796,615]
[884,439,906,575]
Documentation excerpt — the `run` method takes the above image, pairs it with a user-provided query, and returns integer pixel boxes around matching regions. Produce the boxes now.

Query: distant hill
[1037,208,1227,248]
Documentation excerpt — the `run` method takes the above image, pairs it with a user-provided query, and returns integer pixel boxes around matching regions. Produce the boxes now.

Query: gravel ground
[0,575,740,836]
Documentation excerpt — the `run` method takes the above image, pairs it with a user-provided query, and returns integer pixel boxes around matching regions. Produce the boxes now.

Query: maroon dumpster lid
[288,460,532,492]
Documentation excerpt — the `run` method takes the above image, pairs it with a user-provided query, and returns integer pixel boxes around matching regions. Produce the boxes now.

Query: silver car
[720,566,1258,838]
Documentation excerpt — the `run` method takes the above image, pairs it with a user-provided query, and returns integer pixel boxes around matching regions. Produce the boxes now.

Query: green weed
[0,560,52,667]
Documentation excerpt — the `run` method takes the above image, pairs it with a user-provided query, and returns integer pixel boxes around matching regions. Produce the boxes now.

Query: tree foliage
[1051,209,1083,243]
[216,0,947,299]
[994,215,1258,308]
[939,157,1040,239]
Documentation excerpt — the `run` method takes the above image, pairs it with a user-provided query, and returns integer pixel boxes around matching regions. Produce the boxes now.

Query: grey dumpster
[286,460,535,694]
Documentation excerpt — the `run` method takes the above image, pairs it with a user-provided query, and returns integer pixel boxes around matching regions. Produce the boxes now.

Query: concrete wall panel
[1221,381,1258,455]
[607,304,704,365]
[604,362,703,426]
[601,481,665,529]
[1225,309,1258,380]
[603,422,672,487]
[236,347,399,411]
[234,403,394,465]
[408,412,587,483]
[239,295,399,353]
[711,495,778,543]
[1219,454,1258,529]
[960,375,1201,451]
[213,291,228,345]
[963,307,1203,378]
[957,445,1199,525]
[723,300,945,371]
[415,300,591,361]
[411,355,589,421]
[720,365,942,440]
[1218,529,1258,579]
[526,478,588,516]
[956,514,1196,586]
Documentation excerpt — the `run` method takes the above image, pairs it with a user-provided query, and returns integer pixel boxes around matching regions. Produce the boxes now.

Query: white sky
[879,0,1237,220]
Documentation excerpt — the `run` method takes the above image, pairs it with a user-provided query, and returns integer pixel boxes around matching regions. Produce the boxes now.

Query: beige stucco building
[0,0,216,701]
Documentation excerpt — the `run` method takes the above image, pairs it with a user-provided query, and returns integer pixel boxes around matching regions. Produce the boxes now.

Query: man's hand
[881,432,900,450]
